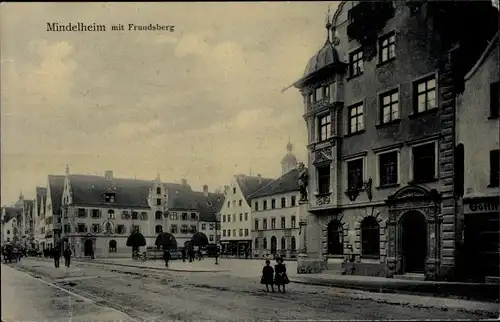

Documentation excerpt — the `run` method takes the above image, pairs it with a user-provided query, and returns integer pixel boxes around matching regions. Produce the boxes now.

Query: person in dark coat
[274,257,289,293]
[181,249,186,262]
[52,247,61,268]
[261,259,275,292]
[163,249,171,267]
[63,247,72,267]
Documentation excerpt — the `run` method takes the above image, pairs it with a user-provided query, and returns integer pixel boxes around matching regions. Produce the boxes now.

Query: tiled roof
[248,168,299,199]
[192,192,225,222]
[35,187,47,216]
[48,175,65,215]
[2,207,22,223]
[235,174,275,206]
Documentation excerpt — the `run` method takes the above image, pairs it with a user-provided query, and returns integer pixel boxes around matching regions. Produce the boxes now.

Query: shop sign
[467,198,499,213]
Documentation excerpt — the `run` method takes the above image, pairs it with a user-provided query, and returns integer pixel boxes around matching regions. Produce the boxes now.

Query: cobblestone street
[2,258,497,321]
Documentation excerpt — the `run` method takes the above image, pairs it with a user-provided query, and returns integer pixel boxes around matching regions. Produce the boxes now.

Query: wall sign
[466,198,499,214]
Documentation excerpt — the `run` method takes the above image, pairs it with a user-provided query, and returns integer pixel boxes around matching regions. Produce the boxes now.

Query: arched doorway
[270,236,277,255]
[400,211,427,273]
[84,239,93,256]
[327,220,344,255]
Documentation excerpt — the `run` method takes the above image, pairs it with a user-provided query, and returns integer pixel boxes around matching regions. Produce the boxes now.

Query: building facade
[45,174,65,250]
[220,174,274,257]
[1,207,21,244]
[455,33,499,282]
[250,169,300,259]
[293,1,498,280]
[34,187,47,250]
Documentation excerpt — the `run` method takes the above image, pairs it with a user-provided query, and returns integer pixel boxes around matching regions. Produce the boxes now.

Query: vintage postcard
[1,1,499,321]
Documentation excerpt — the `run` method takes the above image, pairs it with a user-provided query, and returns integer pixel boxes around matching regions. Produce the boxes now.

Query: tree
[126,232,146,256]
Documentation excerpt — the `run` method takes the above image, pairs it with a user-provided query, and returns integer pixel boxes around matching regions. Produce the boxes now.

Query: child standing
[261,259,275,292]
[274,257,290,293]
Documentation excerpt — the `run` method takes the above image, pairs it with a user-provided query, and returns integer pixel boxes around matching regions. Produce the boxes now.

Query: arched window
[155,225,163,234]
[254,238,259,249]
[109,240,117,253]
[270,236,277,254]
[361,217,380,257]
[155,211,162,220]
[281,237,286,250]
[328,220,344,255]
[291,237,296,250]
[263,237,267,249]
[108,210,115,219]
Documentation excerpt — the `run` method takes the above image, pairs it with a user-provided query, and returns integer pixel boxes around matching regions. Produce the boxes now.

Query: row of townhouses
[2,167,224,258]
[288,0,499,283]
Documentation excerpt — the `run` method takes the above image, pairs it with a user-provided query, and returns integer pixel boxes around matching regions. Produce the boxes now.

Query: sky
[1,1,338,205]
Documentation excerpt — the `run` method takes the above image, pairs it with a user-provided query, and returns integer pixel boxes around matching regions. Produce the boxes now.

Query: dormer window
[104,193,115,203]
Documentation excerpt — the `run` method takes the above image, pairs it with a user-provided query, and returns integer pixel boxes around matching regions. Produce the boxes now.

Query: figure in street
[163,249,171,267]
[261,259,275,292]
[274,257,290,293]
[63,246,72,267]
[52,247,61,268]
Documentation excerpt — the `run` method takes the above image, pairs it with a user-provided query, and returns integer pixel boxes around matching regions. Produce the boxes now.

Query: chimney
[181,178,188,186]
[257,174,262,184]
[203,185,209,197]
[104,170,113,181]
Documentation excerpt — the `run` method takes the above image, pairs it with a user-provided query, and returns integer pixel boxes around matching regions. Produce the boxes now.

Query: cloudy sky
[1,2,338,205]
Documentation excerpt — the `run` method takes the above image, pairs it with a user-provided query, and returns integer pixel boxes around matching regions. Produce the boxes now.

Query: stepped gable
[249,168,299,199]
[35,187,47,216]
[48,175,65,215]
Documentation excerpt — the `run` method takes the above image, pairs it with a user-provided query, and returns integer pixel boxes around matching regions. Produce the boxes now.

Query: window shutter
[490,82,499,118]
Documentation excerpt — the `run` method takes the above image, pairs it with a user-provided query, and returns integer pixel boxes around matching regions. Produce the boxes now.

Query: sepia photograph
[1,1,499,321]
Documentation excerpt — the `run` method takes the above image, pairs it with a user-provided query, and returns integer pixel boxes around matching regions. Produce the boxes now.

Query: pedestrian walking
[52,247,61,268]
[163,249,171,267]
[63,246,72,267]
[181,248,186,262]
[274,257,289,293]
[261,259,275,292]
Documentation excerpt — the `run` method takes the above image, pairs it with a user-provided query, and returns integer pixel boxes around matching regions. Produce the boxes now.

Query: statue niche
[298,162,309,201]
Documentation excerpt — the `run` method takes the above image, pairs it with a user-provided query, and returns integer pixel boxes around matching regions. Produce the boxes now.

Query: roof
[48,175,65,215]
[248,168,299,199]
[192,192,225,222]
[464,31,499,81]
[2,207,22,223]
[35,187,47,216]
[235,174,275,206]
[302,39,341,78]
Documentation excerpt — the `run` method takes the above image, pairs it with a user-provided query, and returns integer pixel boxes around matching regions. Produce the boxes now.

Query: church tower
[281,137,298,175]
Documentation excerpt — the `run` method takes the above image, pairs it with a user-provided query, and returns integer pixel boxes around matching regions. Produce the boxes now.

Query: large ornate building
[292,1,498,281]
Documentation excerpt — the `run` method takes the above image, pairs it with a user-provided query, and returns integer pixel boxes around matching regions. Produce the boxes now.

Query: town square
[1,1,499,321]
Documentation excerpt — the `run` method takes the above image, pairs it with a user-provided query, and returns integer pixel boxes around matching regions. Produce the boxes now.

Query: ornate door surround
[385,185,441,280]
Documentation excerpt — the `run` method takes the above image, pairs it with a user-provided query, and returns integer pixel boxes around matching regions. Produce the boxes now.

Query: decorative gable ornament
[102,221,114,235]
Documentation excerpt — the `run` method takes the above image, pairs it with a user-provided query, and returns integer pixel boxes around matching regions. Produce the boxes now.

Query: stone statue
[297,162,309,201]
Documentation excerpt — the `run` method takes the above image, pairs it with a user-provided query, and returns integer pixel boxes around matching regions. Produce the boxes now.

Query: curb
[74,259,230,273]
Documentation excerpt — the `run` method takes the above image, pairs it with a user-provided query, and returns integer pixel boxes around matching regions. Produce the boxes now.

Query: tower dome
[281,138,298,175]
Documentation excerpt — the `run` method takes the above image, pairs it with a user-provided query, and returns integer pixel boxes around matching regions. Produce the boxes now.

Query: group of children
[261,257,290,293]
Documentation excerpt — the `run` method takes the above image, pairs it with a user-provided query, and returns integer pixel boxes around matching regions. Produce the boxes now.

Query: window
[170,213,178,220]
[116,225,126,234]
[233,187,236,194]
[254,201,259,211]
[347,158,364,190]
[223,229,227,237]
[348,103,364,134]
[155,211,162,220]
[380,90,399,124]
[228,229,231,237]
[109,240,117,253]
[121,211,130,220]
[412,142,436,183]
[244,229,249,236]
[209,223,214,230]
[201,223,206,230]
[227,201,230,208]
[92,224,100,233]
[291,196,296,207]
[318,113,332,141]
[315,87,323,101]
[155,225,163,234]
[317,165,331,194]
[263,219,268,230]
[254,238,259,249]
[291,216,296,228]
[271,218,276,229]
[132,225,140,233]
[238,229,242,237]
[140,212,148,220]
[361,217,380,257]
[271,199,276,209]
[232,229,236,236]
[281,217,286,229]
[209,235,214,242]
[180,225,188,234]
[156,187,161,194]
[108,210,115,219]
[323,85,330,99]
[263,237,268,249]
[281,197,286,208]
[238,199,242,206]
[263,200,267,210]
[156,199,161,206]
[191,213,197,220]
[190,225,197,233]
[327,220,344,255]
[181,213,188,220]
[490,150,499,187]
[254,219,259,230]
[170,224,178,234]
[131,212,138,220]
[379,151,399,186]
[92,209,100,219]
[104,193,115,203]
[349,49,364,77]
[6,229,10,234]
[244,213,248,221]
[281,237,286,250]
[490,82,499,118]
[291,236,296,250]
[239,213,243,221]
[379,32,396,63]
[414,76,437,113]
